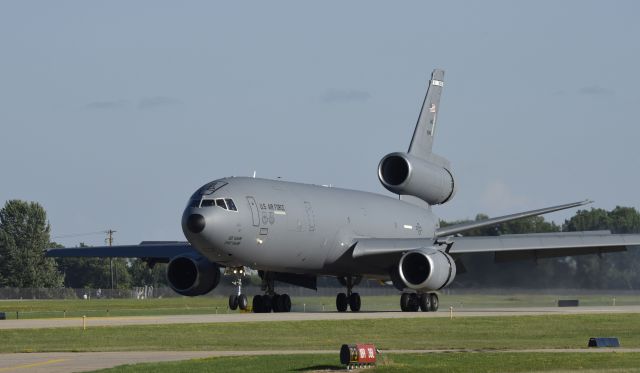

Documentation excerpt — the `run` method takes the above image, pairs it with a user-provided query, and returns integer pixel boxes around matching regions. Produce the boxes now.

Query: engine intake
[378,152,455,205]
[397,248,456,291]
[167,254,221,296]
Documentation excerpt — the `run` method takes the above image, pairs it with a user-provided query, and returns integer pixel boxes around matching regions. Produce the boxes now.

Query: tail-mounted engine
[397,247,456,291]
[166,254,221,296]
[378,152,455,205]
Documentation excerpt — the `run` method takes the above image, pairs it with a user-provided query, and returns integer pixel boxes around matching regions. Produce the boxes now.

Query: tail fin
[408,69,445,159]
[401,69,448,208]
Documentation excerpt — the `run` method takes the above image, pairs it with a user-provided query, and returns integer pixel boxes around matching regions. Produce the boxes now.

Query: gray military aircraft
[48,69,640,313]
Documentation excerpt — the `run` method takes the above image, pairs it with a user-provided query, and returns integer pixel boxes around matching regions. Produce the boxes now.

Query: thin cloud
[137,96,183,110]
[321,89,371,103]
[84,99,130,110]
[480,180,531,213]
[578,85,614,96]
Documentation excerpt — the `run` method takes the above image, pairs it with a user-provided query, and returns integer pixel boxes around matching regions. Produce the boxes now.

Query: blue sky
[1,1,638,246]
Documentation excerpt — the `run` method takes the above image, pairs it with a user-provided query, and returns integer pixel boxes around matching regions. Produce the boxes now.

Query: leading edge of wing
[435,200,592,237]
[352,231,640,259]
[46,241,193,262]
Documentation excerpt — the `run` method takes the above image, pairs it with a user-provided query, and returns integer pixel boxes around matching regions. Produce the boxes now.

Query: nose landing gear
[226,267,249,311]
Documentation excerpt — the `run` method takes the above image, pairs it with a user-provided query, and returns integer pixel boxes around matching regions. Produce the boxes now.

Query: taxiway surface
[2,305,640,330]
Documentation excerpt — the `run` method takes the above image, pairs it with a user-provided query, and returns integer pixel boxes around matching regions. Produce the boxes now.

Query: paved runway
[2,305,640,330]
[2,348,640,373]
[1,306,639,372]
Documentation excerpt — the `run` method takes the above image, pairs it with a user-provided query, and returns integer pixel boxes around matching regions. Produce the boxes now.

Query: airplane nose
[186,214,205,233]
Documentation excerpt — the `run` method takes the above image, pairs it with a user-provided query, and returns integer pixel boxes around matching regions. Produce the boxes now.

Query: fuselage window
[226,199,237,211]
[216,199,228,209]
[201,199,216,207]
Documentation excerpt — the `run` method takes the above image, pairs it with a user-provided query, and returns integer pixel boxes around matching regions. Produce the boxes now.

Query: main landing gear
[400,292,439,312]
[227,267,249,311]
[336,276,361,312]
[252,271,292,313]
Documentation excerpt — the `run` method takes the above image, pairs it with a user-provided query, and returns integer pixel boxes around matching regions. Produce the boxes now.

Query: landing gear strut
[336,276,361,312]
[226,267,248,311]
[252,271,292,313]
[400,292,438,312]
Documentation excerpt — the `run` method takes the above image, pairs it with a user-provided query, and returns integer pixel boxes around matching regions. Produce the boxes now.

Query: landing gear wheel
[252,295,264,313]
[336,292,348,312]
[262,295,273,313]
[349,293,361,312]
[229,294,239,310]
[429,293,439,312]
[408,293,419,312]
[273,294,282,312]
[238,294,248,310]
[400,292,411,312]
[419,293,431,312]
[281,294,292,312]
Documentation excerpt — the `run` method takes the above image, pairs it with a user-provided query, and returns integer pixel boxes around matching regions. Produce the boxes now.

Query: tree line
[1,199,639,290]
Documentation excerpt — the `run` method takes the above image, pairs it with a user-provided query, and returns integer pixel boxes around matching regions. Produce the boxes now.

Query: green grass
[92,353,640,373]
[2,314,640,353]
[1,293,638,319]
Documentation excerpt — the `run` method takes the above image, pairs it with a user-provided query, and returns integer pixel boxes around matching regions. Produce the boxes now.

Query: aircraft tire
[419,293,431,312]
[272,294,282,312]
[349,293,361,312]
[229,295,239,310]
[336,293,348,312]
[407,293,419,312]
[281,294,292,312]
[263,295,273,313]
[238,294,248,310]
[429,293,439,312]
[252,295,264,313]
[400,292,411,312]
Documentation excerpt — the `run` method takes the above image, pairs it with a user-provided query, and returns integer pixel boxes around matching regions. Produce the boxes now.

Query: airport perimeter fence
[2,286,640,301]
[0,284,404,300]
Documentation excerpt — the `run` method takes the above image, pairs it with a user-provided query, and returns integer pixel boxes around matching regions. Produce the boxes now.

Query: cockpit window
[199,198,238,212]
[226,199,237,211]
[200,199,216,207]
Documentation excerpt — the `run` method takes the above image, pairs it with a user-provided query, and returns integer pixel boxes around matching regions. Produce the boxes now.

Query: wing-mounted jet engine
[378,152,455,205]
[397,247,457,291]
[166,254,221,296]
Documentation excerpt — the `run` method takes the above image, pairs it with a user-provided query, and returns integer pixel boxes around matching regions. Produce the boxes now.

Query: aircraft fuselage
[182,177,438,277]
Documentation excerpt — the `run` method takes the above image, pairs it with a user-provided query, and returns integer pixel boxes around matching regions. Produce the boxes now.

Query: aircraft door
[304,201,315,232]
[246,197,260,227]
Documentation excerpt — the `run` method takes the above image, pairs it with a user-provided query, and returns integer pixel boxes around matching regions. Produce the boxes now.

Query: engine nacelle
[378,152,455,205]
[397,248,456,291]
[166,254,221,296]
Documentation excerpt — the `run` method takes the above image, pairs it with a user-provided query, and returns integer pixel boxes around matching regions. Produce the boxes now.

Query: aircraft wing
[353,231,640,262]
[46,241,195,263]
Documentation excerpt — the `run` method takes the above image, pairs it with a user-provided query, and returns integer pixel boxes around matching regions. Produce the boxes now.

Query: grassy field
[2,313,640,353]
[0,292,638,319]
[93,353,640,373]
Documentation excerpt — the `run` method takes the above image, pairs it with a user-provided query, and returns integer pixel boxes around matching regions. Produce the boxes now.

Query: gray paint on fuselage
[182,177,437,276]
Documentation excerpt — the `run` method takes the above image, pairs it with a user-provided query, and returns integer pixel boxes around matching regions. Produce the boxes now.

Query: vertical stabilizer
[407,69,444,159]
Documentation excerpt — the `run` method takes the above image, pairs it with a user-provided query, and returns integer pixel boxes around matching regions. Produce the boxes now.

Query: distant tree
[57,243,132,290]
[563,207,640,289]
[0,200,63,287]
[128,259,167,287]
